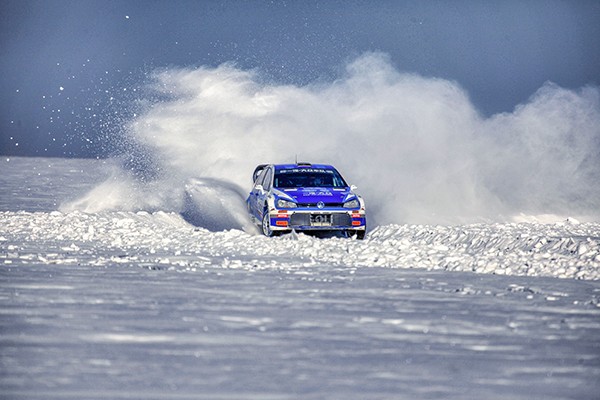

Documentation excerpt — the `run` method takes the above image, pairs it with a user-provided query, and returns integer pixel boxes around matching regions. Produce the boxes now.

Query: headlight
[343,199,360,209]
[277,199,297,208]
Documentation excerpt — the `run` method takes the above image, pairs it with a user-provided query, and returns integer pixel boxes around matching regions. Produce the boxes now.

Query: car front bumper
[268,208,366,232]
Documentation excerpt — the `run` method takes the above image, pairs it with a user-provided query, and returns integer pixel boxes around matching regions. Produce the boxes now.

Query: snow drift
[1,208,599,280]
[3,156,599,281]
[65,53,600,226]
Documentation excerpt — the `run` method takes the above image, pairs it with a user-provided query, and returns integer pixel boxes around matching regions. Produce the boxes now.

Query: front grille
[289,213,351,227]
[297,203,344,208]
[290,213,310,226]
[332,214,352,226]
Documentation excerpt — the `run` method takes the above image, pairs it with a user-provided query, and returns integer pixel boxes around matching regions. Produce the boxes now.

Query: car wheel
[262,209,274,237]
[348,230,366,240]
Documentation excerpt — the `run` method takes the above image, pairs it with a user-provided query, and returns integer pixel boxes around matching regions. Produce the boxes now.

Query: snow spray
[64,53,600,226]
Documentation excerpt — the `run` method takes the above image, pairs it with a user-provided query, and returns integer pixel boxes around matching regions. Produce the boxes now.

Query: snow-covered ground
[1,157,600,399]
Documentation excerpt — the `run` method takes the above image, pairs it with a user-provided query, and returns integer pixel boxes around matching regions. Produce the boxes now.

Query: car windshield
[274,169,348,188]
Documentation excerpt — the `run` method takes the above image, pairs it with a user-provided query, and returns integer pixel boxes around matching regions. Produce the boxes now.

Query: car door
[255,167,273,219]
[249,167,268,218]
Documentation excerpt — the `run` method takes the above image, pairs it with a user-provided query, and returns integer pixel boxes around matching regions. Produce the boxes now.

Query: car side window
[255,169,267,188]
[262,168,273,191]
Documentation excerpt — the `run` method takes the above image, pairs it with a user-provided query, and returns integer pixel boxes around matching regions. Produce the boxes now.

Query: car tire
[348,230,366,240]
[261,209,275,237]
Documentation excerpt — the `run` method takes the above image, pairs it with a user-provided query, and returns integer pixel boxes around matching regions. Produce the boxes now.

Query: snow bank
[369,222,600,280]
[2,211,598,280]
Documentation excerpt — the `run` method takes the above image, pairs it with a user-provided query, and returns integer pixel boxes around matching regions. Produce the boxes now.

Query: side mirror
[350,184,358,191]
[255,184,264,193]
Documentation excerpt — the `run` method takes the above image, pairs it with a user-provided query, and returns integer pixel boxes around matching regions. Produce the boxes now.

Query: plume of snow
[65,53,600,226]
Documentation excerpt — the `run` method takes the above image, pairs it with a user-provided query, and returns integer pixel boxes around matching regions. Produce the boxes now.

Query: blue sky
[1,0,599,157]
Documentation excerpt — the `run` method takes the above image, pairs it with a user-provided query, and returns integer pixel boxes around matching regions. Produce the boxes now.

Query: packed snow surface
[2,210,600,281]
[1,157,600,399]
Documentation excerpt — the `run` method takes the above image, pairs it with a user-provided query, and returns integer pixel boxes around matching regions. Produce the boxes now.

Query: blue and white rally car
[247,163,366,239]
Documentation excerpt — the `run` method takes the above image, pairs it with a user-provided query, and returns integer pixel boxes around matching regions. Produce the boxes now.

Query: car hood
[276,188,355,205]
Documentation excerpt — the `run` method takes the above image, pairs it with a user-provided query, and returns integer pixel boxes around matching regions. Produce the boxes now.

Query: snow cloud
[69,53,600,226]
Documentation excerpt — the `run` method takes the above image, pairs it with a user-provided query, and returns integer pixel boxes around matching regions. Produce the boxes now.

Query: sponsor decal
[279,168,334,174]
[304,191,334,197]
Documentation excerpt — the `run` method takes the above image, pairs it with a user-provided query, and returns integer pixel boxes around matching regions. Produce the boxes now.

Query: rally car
[246,163,366,239]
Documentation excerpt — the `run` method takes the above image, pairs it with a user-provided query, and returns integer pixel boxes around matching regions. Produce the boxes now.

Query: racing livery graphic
[247,163,366,239]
